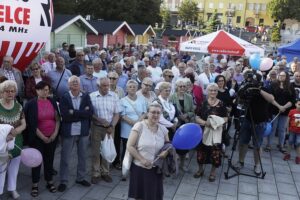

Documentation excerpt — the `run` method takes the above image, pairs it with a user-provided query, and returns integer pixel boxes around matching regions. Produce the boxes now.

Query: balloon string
[13,144,23,151]
[270,112,280,124]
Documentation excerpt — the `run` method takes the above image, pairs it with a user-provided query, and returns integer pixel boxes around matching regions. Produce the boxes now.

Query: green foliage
[267,0,300,22]
[53,0,77,15]
[53,0,162,25]
[160,3,171,28]
[271,24,281,43]
[205,10,220,33]
[178,0,199,24]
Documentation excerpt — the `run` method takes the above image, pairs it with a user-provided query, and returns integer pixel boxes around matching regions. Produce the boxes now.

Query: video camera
[237,70,262,104]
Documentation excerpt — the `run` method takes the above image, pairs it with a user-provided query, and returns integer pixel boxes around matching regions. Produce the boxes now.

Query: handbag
[53,69,65,102]
[100,134,117,163]
[122,122,143,177]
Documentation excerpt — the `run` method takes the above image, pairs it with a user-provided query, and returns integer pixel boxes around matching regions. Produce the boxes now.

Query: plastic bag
[100,134,116,163]
[122,150,132,177]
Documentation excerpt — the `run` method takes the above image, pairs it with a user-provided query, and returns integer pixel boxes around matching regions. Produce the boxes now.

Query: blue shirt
[80,74,98,94]
[47,69,72,98]
[120,96,147,139]
[117,73,129,91]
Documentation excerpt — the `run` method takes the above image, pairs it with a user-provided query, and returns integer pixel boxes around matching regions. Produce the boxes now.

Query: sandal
[31,186,39,197]
[46,183,57,193]
[264,146,271,152]
[193,170,204,178]
[208,174,216,182]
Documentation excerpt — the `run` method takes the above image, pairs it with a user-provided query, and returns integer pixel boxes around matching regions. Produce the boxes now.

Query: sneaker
[57,184,67,192]
[234,162,244,171]
[283,154,291,161]
[10,190,20,199]
[254,165,261,175]
[296,157,300,164]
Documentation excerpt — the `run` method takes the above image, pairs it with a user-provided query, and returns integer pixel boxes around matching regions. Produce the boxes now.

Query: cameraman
[235,70,285,175]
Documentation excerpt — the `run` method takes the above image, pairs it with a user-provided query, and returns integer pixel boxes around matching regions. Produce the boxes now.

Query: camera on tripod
[237,70,262,105]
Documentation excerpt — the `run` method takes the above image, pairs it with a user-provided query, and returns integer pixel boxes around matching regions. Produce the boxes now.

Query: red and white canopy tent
[180,30,264,57]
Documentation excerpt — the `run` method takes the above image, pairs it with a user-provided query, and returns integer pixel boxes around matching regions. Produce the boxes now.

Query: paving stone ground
[1,128,300,200]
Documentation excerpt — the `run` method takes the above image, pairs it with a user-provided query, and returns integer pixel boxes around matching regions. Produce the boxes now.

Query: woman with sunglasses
[155,69,175,95]
[127,102,169,200]
[136,77,157,105]
[170,79,194,171]
[25,62,51,101]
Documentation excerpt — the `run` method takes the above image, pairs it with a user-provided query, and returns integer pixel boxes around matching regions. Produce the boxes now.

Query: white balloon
[0,0,53,71]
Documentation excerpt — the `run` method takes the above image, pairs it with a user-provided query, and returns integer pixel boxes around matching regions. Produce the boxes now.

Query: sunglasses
[149,111,161,115]
[109,77,117,80]
[167,75,174,78]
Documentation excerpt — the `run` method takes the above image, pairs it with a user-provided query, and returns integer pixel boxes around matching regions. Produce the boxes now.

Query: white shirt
[42,62,56,74]
[157,95,176,127]
[70,92,82,135]
[147,66,162,84]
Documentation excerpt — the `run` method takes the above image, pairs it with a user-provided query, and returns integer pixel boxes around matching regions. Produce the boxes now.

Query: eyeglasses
[109,77,117,80]
[31,68,39,71]
[4,90,16,93]
[217,79,225,82]
[208,89,218,92]
[166,75,174,78]
[143,83,152,87]
[149,111,161,115]
[178,85,186,88]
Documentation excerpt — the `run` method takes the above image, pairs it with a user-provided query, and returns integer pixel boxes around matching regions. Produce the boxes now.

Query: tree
[205,10,220,33]
[160,3,171,28]
[271,24,281,43]
[53,0,78,15]
[73,0,161,24]
[178,0,199,25]
[267,0,300,23]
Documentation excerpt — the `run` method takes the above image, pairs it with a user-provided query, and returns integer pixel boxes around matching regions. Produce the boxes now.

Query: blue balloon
[172,123,202,150]
[263,122,272,137]
[249,53,261,70]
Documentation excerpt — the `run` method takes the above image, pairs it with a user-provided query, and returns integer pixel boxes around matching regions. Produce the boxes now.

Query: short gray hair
[126,80,138,88]
[206,83,218,93]
[68,75,80,84]
[0,80,17,93]
[97,77,109,86]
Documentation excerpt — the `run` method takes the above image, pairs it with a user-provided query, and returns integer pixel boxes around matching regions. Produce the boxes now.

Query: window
[259,18,264,25]
[209,3,214,9]
[198,2,203,8]
[228,3,235,9]
[255,3,260,11]
[248,3,254,10]
[236,16,241,23]
[238,3,243,11]
[219,2,224,9]
[261,4,266,11]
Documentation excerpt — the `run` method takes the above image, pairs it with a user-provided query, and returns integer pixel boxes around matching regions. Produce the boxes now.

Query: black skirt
[128,163,163,200]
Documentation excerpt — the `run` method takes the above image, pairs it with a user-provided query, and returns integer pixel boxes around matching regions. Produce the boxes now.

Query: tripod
[224,105,266,180]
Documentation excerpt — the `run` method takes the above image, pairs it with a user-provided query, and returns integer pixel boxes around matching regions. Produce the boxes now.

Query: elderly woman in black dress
[194,83,228,182]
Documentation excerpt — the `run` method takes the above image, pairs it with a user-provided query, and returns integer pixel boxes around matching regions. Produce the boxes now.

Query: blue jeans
[267,115,288,147]
[239,119,266,148]
[289,132,300,147]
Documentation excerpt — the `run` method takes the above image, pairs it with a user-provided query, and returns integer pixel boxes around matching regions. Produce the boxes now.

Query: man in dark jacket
[57,75,93,192]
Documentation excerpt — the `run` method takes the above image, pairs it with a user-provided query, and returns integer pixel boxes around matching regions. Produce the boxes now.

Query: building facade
[164,0,275,28]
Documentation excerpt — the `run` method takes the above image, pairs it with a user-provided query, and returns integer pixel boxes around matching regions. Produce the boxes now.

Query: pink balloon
[21,148,42,168]
[260,58,274,71]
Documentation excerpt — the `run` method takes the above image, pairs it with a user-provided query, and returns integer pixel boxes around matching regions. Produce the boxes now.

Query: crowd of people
[0,41,299,200]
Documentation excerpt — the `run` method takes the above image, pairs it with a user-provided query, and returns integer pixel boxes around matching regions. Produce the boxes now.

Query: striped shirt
[90,91,121,123]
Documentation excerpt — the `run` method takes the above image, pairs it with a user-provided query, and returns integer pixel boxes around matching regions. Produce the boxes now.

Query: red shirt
[37,99,56,137]
[288,109,300,134]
